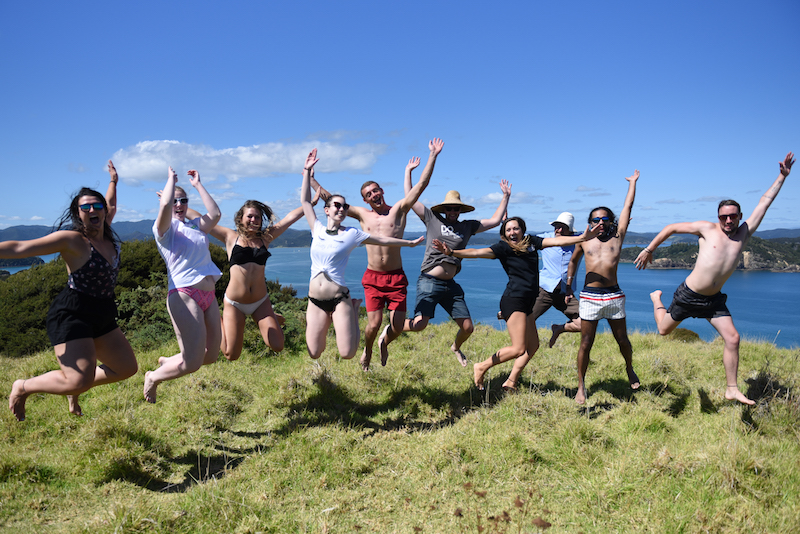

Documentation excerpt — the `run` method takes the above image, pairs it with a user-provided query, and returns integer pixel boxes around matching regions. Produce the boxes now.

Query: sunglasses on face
[173,198,189,205]
[79,202,105,212]
[329,201,349,211]
[591,216,610,223]
[718,213,739,221]
[444,206,461,213]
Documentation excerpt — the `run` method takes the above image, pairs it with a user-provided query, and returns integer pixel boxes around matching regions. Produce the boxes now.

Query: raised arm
[308,166,331,203]
[270,188,321,240]
[301,149,319,229]
[633,220,710,270]
[187,170,221,233]
[401,138,444,217]
[542,223,602,248]
[432,239,496,259]
[155,167,178,237]
[744,152,794,235]
[105,160,118,224]
[617,169,639,238]
[477,180,511,233]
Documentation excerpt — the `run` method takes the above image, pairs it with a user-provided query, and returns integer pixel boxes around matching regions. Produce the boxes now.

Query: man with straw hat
[396,181,511,366]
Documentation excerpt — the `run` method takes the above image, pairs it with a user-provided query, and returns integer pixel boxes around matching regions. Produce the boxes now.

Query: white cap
[550,212,574,233]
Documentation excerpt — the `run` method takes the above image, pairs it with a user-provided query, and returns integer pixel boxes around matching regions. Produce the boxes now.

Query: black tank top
[229,237,270,267]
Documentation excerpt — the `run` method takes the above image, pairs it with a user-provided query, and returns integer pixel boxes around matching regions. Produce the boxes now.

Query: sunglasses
[79,202,105,212]
[444,206,461,213]
[173,198,189,205]
[718,213,739,221]
[591,216,610,223]
[329,201,349,211]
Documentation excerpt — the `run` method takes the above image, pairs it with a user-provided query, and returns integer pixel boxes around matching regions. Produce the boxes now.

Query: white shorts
[579,285,626,321]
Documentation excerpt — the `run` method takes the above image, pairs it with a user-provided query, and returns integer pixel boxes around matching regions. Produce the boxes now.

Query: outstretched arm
[744,152,794,235]
[363,235,425,247]
[155,167,178,237]
[307,166,331,203]
[617,169,639,238]
[401,138,444,218]
[633,220,710,269]
[187,170,221,233]
[432,239,495,259]
[105,160,118,224]
[477,180,511,233]
[301,149,320,229]
[542,223,602,248]
[270,188,321,240]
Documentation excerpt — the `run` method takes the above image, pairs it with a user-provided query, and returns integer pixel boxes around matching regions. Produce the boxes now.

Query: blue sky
[1,1,798,234]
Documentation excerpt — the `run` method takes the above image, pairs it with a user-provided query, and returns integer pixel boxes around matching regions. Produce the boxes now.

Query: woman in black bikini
[433,216,600,391]
[6,161,137,421]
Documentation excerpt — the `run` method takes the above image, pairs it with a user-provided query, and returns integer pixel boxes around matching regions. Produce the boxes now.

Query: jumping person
[635,152,794,405]
[404,182,511,366]
[144,167,222,403]
[346,137,444,370]
[6,161,137,420]
[433,216,600,391]
[569,170,640,404]
[301,149,423,360]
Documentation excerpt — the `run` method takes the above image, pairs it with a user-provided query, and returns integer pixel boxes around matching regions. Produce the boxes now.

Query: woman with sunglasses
[7,161,138,421]
[182,174,327,361]
[144,167,222,403]
[433,217,600,391]
[301,149,423,360]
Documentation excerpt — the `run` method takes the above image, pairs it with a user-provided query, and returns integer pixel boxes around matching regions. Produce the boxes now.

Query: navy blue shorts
[667,282,730,321]
[413,273,471,320]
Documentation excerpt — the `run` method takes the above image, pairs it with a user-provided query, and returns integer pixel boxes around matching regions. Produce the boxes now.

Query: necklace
[325,228,339,236]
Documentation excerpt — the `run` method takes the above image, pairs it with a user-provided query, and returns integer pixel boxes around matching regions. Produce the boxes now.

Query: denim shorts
[413,273,471,320]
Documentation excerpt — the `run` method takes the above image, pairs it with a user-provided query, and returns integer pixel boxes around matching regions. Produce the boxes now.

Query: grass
[1,321,799,533]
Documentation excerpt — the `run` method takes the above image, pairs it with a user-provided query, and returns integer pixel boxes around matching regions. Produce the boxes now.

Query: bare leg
[472,312,530,389]
[608,318,639,390]
[549,318,581,348]
[709,316,755,405]
[254,297,285,352]
[505,314,540,389]
[360,309,383,371]
[452,317,474,367]
[576,320,599,404]
[330,298,361,359]
[376,309,406,367]
[9,380,28,421]
[220,301,247,361]
[651,290,681,335]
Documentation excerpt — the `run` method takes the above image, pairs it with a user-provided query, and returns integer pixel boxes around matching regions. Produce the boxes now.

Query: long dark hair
[54,187,119,246]
[588,206,618,238]
[234,200,275,238]
[499,216,531,254]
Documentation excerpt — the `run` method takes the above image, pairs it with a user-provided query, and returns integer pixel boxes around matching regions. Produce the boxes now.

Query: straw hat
[431,190,475,214]
[550,212,574,233]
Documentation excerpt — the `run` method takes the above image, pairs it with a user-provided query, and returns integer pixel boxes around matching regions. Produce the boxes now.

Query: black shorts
[46,287,119,346]
[667,282,731,322]
[499,292,535,320]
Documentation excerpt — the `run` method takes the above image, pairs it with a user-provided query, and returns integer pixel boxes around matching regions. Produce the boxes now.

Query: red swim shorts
[361,268,408,313]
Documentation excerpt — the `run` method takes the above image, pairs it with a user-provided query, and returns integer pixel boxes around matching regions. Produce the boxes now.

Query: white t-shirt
[309,220,370,287]
[153,218,222,290]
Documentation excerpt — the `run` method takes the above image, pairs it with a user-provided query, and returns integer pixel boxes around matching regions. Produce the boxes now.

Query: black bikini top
[229,237,271,267]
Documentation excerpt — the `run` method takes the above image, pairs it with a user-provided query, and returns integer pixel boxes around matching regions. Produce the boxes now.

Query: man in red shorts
[347,138,444,370]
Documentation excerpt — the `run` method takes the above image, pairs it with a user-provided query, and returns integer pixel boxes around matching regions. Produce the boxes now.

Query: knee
[68,372,95,393]
[223,350,240,361]
[120,360,138,380]
[461,322,475,335]
[271,339,285,353]
[724,331,740,348]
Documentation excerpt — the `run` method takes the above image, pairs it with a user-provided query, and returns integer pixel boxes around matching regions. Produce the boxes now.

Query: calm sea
[5,248,798,349]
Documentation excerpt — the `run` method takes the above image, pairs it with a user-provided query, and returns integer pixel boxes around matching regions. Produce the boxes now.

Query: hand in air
[409,236,425,247]
[304,148,319,172]
[634,248,652,270]
[429,137,444,156]
[406,157,421,172]
[499,179,511,195]
[431,238,451,255]
[107,160,118,182]
[626,170,640,182]
[187,170,201,187]
[780,152,795,177]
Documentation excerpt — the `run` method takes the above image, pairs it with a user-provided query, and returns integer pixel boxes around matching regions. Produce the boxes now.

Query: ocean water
[5,248,798,349]
[264,246,800,349]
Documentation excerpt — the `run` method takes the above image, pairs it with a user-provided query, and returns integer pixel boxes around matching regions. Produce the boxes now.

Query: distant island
[0,257,44,268]
[620,237,800,272]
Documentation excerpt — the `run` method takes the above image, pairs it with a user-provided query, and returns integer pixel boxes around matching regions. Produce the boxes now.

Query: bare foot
[575,386,587,405]
[9,380,28,421]
[451,344,468,367]
[473,363,487,390]
[378,324,391,366]
[627,368,640,390]
[275,313,286,327]
[67,395,83,416]
[502,379,517,393]
[725,385,755,406]
[649,290,663,303]
[359,348,372,372]
[143,371,158,403]
[549,324,564,348]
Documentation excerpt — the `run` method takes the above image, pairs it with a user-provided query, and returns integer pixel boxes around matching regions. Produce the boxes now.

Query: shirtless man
[347,138,445,370]
[635,152,794,406]
[568,170,640,404]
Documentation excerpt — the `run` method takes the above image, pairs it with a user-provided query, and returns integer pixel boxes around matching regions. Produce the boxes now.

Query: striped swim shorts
[579,285,626,321]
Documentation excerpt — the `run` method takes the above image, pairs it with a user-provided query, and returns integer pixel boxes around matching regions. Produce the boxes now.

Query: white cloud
[576,186,601,192]
[656,198,685,204]
[30,216,44,221]
[694,196,726,203]
[111,139,388,185]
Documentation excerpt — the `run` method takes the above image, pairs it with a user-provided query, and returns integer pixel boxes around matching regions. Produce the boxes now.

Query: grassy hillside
[2,321,799,533]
